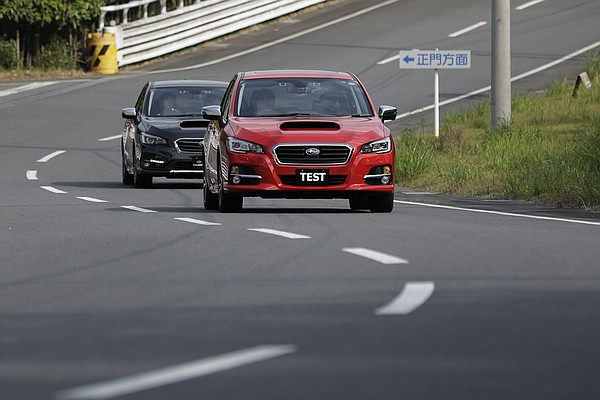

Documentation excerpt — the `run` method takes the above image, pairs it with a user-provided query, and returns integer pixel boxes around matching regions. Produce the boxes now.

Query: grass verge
[395,53,600,211]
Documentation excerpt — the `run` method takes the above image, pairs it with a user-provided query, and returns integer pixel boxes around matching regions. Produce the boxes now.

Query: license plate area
[296,169,329,186]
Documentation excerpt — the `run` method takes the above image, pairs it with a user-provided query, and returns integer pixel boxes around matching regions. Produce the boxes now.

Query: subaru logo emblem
[305,147,320,157]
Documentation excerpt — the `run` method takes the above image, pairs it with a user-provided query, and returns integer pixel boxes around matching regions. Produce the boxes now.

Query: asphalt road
[1,1,600,399]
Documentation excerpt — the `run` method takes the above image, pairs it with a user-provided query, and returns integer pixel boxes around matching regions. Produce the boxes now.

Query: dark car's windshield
[146,86,226,117]
[235,78,374,117]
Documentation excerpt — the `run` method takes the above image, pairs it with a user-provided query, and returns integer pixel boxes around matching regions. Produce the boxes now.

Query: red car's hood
[228,117,391,147]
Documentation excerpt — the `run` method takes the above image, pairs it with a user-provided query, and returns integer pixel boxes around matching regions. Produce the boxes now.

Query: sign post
[399,49,471,137]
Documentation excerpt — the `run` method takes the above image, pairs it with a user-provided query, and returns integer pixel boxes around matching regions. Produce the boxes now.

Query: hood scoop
[180,120,209,128]
[280,121,340,131]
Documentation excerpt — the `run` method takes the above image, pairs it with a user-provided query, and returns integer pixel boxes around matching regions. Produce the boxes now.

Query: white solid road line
[41,186,67,194]
[376,282,435,315]
[77,197,109,203]
[448,21,487,38]
[395,200,600,227]
[120,205,158,213]
[247,228,311,239]
[175,217,221,226]
[342,248,409,265]
[37,150,66,163]
[56,345,297,400]
[516,0,546,11]
[26,170,38,180]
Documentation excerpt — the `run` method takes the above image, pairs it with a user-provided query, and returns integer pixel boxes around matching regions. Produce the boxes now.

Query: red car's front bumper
[222,150,394,199]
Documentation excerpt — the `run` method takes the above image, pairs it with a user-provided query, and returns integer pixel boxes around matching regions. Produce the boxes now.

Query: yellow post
[88,32,118,74]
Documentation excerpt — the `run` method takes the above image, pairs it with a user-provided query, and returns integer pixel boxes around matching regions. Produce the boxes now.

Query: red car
[201,70,397,212]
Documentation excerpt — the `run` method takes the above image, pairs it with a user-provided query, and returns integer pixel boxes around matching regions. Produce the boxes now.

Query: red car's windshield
[234,78,374,117]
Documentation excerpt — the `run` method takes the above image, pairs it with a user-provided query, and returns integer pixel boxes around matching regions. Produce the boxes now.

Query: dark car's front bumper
[138,140,204,179]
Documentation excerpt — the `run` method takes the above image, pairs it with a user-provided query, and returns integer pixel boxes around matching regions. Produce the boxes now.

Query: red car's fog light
[364,165,393,185]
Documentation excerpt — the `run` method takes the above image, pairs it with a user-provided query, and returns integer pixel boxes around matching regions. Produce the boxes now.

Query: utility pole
[491,0,511,129]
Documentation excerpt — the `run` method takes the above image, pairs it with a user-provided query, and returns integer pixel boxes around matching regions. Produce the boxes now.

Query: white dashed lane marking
[376,282,435,315]
[121,206,158,213]
[175,217,221,226]
[247,228,311,239]
[516,0,546,10]
[342,248,409,265]
[448,21,487,38]
[56,345,297,400]
[77,197,109,203]
[98,135,122,142]
[37,150,66,163]
[26,170,38,180]
[41,186,67,194]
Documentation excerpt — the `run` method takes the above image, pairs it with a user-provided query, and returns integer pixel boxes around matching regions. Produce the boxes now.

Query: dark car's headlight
[227,137,264,154]
[141,132,168,146]
[360,137,392,154]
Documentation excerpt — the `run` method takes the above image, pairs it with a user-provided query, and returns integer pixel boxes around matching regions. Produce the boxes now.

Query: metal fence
[100,0,328,67]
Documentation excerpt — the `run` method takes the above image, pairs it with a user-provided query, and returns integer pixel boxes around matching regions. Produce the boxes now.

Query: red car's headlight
[360,137,392,154]
[227,137,265,154]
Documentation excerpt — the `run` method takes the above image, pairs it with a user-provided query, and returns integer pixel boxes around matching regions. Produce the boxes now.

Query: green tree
[0,0,108,69]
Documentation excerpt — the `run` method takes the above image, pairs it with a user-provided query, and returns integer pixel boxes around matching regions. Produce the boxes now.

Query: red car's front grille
[272,144,352,165]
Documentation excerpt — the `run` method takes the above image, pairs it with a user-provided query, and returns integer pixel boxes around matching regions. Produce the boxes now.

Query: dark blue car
[121,80,227,188]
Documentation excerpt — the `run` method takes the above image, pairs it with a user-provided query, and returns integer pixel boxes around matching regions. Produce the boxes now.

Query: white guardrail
[100,0,328,67]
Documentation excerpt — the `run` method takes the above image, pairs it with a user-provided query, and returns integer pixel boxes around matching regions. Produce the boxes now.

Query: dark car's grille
[273,144,352,165]
[175,138,204,154]
[279,175,347,186]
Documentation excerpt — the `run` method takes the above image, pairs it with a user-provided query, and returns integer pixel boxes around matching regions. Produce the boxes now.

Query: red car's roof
[241,70,356,80]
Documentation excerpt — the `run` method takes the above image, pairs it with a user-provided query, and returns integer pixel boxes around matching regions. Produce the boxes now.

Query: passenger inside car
[313,92,349,115]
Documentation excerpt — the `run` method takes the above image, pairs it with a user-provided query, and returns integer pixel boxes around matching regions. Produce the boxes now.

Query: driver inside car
[249,88,276,116]
[158,92,178,115]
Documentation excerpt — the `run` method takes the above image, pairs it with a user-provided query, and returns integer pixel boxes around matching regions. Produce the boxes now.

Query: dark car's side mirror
[378,105,397,122]
[121,107,137,119]
[202,105,222,120]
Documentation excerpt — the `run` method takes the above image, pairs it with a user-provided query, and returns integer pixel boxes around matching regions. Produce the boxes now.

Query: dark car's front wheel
[121,146,134,186]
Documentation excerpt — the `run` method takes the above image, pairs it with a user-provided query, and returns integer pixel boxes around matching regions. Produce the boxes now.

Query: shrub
[38,36,76,70]
[395,131,435,180]
[0,37,18,69]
